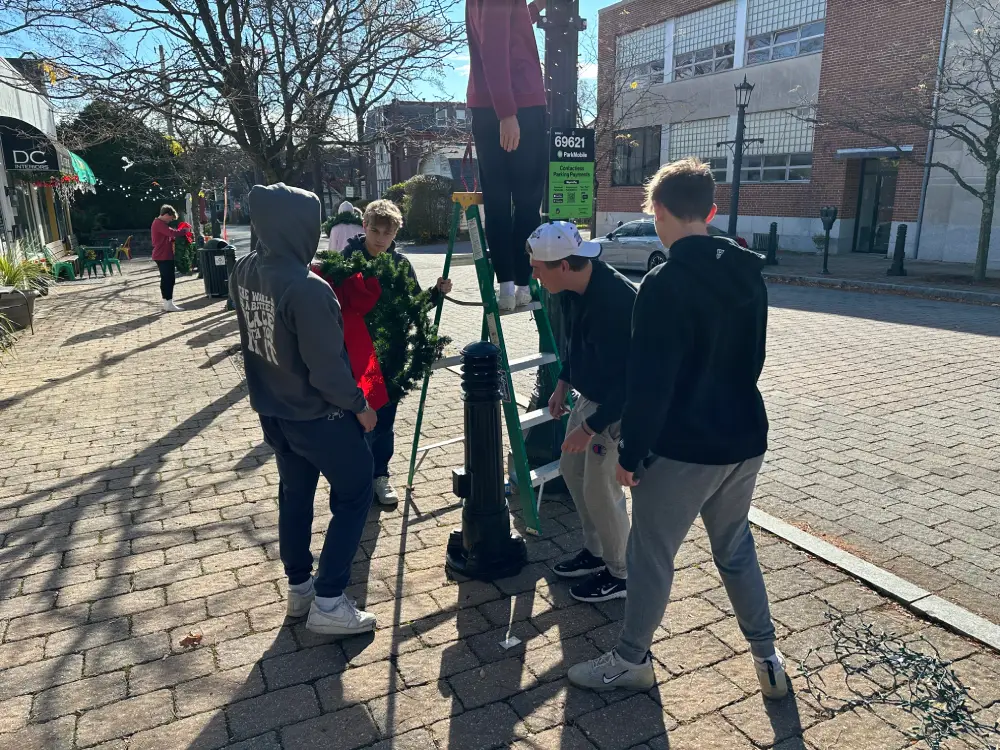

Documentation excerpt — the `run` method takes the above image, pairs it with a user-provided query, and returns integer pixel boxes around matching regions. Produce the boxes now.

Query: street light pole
[728,103,747,238]
[717,76,762,239]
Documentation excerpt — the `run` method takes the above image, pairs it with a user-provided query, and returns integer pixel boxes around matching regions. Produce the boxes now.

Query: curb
[763,272,1000,306]
[749,508,1000,653]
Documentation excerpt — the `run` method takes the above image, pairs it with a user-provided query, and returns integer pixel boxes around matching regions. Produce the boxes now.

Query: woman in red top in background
[150,204,186,312]
[465,0,548,312]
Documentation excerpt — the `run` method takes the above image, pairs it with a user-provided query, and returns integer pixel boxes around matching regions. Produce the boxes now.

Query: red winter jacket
[465,0,547,119]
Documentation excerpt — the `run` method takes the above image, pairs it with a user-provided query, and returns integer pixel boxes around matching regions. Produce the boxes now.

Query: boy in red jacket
[466,0,548,311]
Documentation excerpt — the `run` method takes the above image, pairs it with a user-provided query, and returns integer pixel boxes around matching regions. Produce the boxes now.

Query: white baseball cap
[527,221,602,263]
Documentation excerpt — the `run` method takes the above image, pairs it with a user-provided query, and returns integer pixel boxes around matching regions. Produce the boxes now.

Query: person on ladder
[466,0,548,312]
[527,222,636,603]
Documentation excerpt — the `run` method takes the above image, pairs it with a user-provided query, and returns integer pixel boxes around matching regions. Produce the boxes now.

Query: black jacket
[618,234,769,470]
[559,260,637,434]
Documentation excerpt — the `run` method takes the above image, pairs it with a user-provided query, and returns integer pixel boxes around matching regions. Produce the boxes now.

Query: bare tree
[4,0,461,184]
[811,0,998,281]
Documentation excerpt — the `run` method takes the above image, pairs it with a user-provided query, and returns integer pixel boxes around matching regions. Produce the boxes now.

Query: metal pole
[821,228,831,275]
[913,0,953,260]
[728,105,746,238]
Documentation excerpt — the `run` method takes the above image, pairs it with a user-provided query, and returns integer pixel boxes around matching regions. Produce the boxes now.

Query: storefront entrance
[853,158,898,254]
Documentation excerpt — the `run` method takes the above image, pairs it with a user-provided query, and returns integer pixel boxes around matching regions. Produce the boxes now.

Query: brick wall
[596,0,946,221]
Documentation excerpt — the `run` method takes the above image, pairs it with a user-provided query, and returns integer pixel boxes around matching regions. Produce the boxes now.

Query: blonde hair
[363,199,403,232]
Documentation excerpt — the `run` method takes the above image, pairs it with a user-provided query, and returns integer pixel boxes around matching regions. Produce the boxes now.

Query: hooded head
[249,183,320,266]
[337,200,354,214]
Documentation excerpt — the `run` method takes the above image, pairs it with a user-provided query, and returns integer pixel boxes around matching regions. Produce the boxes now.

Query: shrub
[382,182,406,207]
[402,175,453,244]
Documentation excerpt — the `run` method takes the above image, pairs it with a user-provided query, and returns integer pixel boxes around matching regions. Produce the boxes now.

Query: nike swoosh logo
[599,584,619,596]
[603,670,628,684]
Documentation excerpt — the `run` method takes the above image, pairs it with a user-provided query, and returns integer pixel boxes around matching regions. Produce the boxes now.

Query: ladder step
[499,301,541,316]
[431,354,465,371]
[509,353,558,373]
[530,460,562,487]
[416,436,465,454]
[519,408,554,431]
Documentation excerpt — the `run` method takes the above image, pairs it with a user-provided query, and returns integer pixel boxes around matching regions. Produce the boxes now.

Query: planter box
[0,288,38,331]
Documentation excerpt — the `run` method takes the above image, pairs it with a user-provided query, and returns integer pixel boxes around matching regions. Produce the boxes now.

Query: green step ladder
[406,192,566,535]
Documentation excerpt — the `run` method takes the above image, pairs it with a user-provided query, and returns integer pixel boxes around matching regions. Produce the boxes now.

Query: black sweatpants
[471,105,547,286]
[155,259,176,301]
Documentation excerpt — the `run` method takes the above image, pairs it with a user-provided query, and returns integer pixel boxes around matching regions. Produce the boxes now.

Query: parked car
[598,219,749,272]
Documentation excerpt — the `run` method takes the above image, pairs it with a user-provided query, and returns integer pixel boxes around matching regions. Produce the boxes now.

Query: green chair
[42,246,76,281]
[80,246,106,278]
[102,245,122,275]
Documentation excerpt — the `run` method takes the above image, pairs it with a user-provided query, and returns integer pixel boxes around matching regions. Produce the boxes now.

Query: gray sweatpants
[558,396,631,579]
[616,454,776,664]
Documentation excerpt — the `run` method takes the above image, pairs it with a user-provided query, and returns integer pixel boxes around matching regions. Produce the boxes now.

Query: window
[669,117,730,182]
[614,221,644,238]
[746,21,824,64]
[612,126,661,186]
[672,1,737,79]
[747,0,826,36]
[435,108,447,125]
[455,108,466,121]
[674,42,735,79]
[742,109,814,182]
[740,153,812,182]
[616,23,666,87]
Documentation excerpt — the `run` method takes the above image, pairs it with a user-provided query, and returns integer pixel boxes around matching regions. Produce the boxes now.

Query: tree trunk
[974,165,997,282]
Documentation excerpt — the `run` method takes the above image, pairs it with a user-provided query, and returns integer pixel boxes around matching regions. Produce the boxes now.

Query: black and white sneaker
[571,569,627,603]
[553,549,606,579]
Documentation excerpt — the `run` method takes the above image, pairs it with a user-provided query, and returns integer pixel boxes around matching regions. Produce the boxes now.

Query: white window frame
[745,20,825,65]
[673,42,735,79]
[740,152,813,183]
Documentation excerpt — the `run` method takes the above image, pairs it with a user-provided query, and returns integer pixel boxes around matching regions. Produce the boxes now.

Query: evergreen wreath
[315,249,449,403]
[322,210,363,236]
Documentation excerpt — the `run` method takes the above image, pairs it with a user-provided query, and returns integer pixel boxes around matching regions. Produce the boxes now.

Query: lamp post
[718,75,764,239]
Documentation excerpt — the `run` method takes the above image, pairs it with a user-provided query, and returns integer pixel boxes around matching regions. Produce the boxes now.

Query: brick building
[365,100,478,200]
[594,0,990,262]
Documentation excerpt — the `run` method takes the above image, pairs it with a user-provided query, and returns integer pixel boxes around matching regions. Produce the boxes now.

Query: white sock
[499,281,515,297]
[288,578,313,594]
[314,594,345,612]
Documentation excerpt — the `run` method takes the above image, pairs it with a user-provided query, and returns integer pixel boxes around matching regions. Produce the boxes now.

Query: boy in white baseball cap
[527,221,636,604]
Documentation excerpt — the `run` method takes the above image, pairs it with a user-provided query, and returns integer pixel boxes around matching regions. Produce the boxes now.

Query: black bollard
[887,224,908,276]
[446,341,527,580]
[765,221,779,265]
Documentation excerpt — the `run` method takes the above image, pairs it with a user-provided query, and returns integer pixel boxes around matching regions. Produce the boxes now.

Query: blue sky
[416,0,604,102]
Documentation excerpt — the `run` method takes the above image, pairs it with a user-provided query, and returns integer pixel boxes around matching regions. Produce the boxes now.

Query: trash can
[199,239,236,298]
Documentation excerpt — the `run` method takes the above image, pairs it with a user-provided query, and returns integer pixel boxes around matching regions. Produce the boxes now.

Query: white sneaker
[287,577,315,617]
[515,286,532,307]
[497,291,516,312]
[306,595,376,636]
[753,648,790,700]
[567,648,655,692]
[374,476,399,507]
[163,300,184,312]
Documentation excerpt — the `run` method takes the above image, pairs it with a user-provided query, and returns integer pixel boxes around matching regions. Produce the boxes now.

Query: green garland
[174,234,196,274]
[322,210,363,236]
[315,249,449,403]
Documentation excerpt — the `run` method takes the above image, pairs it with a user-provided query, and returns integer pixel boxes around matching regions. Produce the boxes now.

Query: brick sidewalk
[0,262,998,749]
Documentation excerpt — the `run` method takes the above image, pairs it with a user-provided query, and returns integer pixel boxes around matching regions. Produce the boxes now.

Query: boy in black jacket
[568,158,787,700]
[342,200,452,507]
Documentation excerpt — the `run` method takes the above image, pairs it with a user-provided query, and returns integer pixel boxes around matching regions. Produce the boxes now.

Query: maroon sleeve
[528,1,541,24]
[476,1,518,120]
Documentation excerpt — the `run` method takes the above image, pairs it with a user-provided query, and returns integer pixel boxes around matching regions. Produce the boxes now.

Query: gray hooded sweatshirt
[230,183,368,419]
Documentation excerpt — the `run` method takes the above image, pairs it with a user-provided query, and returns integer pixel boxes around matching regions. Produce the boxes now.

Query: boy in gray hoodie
[231,182,378,636]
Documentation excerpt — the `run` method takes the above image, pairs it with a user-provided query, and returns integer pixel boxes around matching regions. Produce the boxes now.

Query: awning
[834,145,913,160]
[0,115,72,174]
[69,151,96,184]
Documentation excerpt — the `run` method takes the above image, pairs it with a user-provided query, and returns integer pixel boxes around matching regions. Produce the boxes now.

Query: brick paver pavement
[0,258,997,749]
